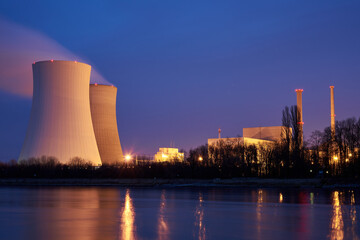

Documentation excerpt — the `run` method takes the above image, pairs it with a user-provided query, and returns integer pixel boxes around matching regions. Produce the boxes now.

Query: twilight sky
[0,0,360,160]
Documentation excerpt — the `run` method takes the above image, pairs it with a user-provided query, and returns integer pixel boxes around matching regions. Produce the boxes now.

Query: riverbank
[0,178,359,188]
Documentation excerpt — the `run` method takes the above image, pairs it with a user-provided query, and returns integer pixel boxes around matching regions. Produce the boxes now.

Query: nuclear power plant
[19,60,123,165]
[90,84,124,164]
[17,59,341,168]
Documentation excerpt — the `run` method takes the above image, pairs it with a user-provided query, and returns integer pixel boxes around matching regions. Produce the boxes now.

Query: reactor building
[19,60,102,165]
[90,84,124,164]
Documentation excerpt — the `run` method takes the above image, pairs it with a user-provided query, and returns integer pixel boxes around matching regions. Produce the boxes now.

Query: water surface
[0,186,359,240]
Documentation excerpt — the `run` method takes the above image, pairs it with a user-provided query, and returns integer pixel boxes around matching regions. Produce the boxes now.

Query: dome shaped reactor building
[19,60,102,165]
[90,84,124,164]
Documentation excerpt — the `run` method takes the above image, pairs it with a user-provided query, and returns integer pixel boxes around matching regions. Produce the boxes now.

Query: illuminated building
[19,60,102,165]
[207,126,291,166]
[208,126,289,148]
[154,148,184,162]
[90,84,124,164]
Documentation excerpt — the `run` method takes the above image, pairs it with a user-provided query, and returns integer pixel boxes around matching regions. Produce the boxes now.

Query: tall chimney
[330,86,335,141]
[295,89,304,148]
[218,128,221,139]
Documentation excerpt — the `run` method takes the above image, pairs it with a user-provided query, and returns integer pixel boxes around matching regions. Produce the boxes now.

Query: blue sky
[1,0,360,160]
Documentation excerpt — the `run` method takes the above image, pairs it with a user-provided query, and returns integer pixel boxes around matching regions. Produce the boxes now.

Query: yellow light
[125,155,132,161]
[349,153,352,157]
[346,159,349,163]
[198,156,203,161]
[162,154,168,158]
[333,156,338,161]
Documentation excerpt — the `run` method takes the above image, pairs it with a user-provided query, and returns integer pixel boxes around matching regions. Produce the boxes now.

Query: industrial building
[208,126,289,147]
[154,148,184,162]
[90,84,124,164]
[19,60,102,165]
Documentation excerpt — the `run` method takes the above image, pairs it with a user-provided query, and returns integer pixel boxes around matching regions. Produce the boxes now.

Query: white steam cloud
[0,18,111,98]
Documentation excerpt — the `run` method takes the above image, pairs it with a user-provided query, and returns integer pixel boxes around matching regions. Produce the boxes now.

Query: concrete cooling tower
[19,60,102,165]
[90,84,124,164]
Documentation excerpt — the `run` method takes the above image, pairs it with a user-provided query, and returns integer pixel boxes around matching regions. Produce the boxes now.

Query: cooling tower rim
[32,60,90,67]
[90,83,116,88]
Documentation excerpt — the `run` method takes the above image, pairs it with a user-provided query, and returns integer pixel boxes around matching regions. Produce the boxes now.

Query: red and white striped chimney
[330,86,335,141]
[295,89,304,148]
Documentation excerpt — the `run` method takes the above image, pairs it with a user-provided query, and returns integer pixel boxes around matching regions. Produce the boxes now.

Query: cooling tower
[19,60,102,165]
[90,84,124,164]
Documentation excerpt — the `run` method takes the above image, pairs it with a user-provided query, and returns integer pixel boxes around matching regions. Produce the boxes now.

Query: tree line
[1,105,360,179]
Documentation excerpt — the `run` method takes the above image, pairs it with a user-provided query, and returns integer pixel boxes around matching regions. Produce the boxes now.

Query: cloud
[0,18,110,98]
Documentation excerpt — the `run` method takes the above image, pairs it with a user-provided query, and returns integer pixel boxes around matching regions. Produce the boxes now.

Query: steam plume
[0,18,110,98]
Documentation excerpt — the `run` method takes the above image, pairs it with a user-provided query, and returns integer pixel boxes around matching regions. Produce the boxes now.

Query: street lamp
[125,154,132,162]
[198,156,203,161]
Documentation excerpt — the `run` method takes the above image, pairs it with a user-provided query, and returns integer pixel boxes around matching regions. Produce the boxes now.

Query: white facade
[154,148,184,162]
[19,60,102,165]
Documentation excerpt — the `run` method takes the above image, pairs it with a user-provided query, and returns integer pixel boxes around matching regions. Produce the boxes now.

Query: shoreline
[0,178,359,188]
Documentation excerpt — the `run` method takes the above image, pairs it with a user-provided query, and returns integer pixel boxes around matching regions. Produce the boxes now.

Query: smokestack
[218,128,221,139]
[330,86,335,141]
[295,89,304,148]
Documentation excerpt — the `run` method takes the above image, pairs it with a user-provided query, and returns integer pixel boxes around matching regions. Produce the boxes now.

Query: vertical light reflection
[310,192,314,205]
[120,189,136,240]
[329,191,344,240]
[41,188,100,240]
[350,191,357,237]
[279,193,283,203]
[157,190,169,240]
[194,193,206,240]
[256,190,263,236]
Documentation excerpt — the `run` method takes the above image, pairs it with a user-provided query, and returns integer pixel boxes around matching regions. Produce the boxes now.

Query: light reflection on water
[194,193,206,240]
[256,189,263,238]
[0,187,359,240]
[120,189,136,240]
[329,191,344,240]
[157,190,168,240]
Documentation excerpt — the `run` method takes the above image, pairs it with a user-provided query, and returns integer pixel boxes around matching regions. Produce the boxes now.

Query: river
[0,186,358,239]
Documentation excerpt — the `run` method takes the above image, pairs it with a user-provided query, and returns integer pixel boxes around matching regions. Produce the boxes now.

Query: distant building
[208,126,291,159]
[154,148,184,162]
[208,126,289,148]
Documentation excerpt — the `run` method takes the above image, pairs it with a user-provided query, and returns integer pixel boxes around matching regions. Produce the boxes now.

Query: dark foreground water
[0,186,359,240]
